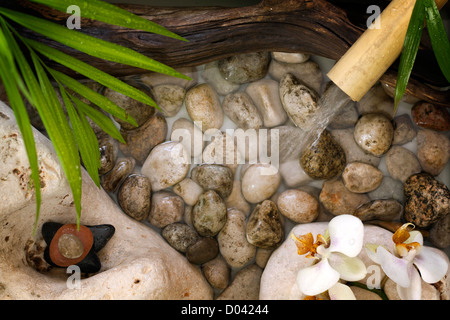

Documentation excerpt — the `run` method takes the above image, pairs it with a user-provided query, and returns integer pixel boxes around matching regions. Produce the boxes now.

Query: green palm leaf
[423,0,450,82]
[394,0,425,114]
[26,38,159,109]
[29,0,187,42]
[0,8,190,80]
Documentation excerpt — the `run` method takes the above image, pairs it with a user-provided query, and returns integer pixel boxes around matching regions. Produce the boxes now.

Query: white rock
[271,52,310,64]
[217,264,263,300]
[201,61,240,96]
[245,79,288,128]
[222,91,263,130]
[141,141,190,191]
[260,223,394,299]
[225,180,251,217]
[241,164,281,204]
[0,101,212,300]
[173,178,204,206]
[171,117,205,158]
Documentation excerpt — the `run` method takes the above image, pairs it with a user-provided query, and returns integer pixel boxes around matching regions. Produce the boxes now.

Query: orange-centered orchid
[366,222,449,300]
[291,215,367,298]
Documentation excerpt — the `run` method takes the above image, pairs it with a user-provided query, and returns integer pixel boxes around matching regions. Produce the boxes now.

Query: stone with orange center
[43,222,115,273]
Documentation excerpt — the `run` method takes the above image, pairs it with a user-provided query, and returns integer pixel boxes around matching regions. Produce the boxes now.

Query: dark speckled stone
[404,173,450,228]
[300,130,346,180]
[246,200,283,249]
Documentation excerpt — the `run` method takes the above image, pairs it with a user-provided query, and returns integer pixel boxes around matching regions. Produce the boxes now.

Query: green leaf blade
[423,0,450,83]
[394,0,426,114]
[0,8,190,80]
[29,0,188,42]
[25,37,159,109]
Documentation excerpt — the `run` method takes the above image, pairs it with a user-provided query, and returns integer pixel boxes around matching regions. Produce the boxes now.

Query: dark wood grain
[9,0,450,106]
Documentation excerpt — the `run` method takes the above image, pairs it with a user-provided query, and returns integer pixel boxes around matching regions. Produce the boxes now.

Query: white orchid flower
[366,223,448,300]
[291,214,366,298]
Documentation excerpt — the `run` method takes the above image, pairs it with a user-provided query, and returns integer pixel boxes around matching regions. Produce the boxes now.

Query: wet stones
[218,52,270,84]
[354,199,403,222]
[222,92,263,130]
[341,162,383,193]
[161,223,199,253]
[152,84,185,117]
[416,129,450,176]
[411,101,450,131]
[101,157,136,192]
[354,113,394,156]
[191,164,234,199]
[246,200,284,249]
[148,191,185,228]
[118,174,152,221]
[119,113,168,165]
[403,173,450,228]
[245,79,288,128]
[276,189,319,223]
[319,178,370,216]
[186,237,219,265]
[103,86,155,130]
[192,190,227,237]
[98,133,119,175]
[385,146,421,183]
[241,164,281,204]
[218,208,256,268]
[141,141,190,191]
[279,73,320,131]
[300,130,346,180]
[185,83,224,132]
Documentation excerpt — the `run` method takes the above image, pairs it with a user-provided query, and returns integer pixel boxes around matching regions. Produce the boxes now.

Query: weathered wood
[11,0,450,106]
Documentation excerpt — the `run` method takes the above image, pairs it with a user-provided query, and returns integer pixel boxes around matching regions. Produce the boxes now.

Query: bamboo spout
[327,0,448,102]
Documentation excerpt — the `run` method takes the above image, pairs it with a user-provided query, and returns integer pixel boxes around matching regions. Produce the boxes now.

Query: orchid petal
[365,243,381,264]
[397,266,422,300]
[414,246,449,284]
[328,252,367,281]
[327,215,364,257]
[328,282,357,300]
[406,230,423,246]
[377,246,411,288]
[296,258,340,296]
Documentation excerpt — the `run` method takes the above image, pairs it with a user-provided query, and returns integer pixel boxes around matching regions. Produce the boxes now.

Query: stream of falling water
[297,82,352,154]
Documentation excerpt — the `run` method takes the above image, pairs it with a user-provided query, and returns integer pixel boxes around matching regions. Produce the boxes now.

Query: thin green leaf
[394,0,426,114]
[48,68,137,128]
[30,51,83,228]
[25,38,159,109]
[0,8,190,80]
[423,0,450,82]
[0,28,41,234]
[29,0,187,42]
[59,85,100,188]
[78,109,101,172]
[69,92,125,144]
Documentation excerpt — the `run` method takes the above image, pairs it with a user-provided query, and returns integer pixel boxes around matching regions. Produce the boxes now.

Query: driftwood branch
[12,0,450,106]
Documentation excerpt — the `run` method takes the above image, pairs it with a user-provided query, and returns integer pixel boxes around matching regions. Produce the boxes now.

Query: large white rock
[0,101,213,300]
[260,222,393,300]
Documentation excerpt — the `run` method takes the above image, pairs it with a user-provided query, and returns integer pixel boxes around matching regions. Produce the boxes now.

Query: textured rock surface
[0,101,212,300]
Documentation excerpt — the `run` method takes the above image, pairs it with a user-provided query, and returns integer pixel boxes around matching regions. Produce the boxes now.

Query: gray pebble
[161,223,200,253]
[192,190,227,237]
[191,164,234,199]
[354,199,403,222]
[218,52,270,84]
[148,191,185,228]
[385,146,421,183]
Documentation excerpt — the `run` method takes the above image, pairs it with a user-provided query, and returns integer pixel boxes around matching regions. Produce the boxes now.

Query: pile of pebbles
[90,51,449,299]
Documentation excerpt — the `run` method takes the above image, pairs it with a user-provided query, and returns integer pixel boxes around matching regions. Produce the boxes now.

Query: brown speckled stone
[354,113,394,156]
[246,200,284,249]
[404,173,450,228]
[411,101,450,131]
[192,190,227,237]
[118,174,152,221]
[300,130,346,180]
